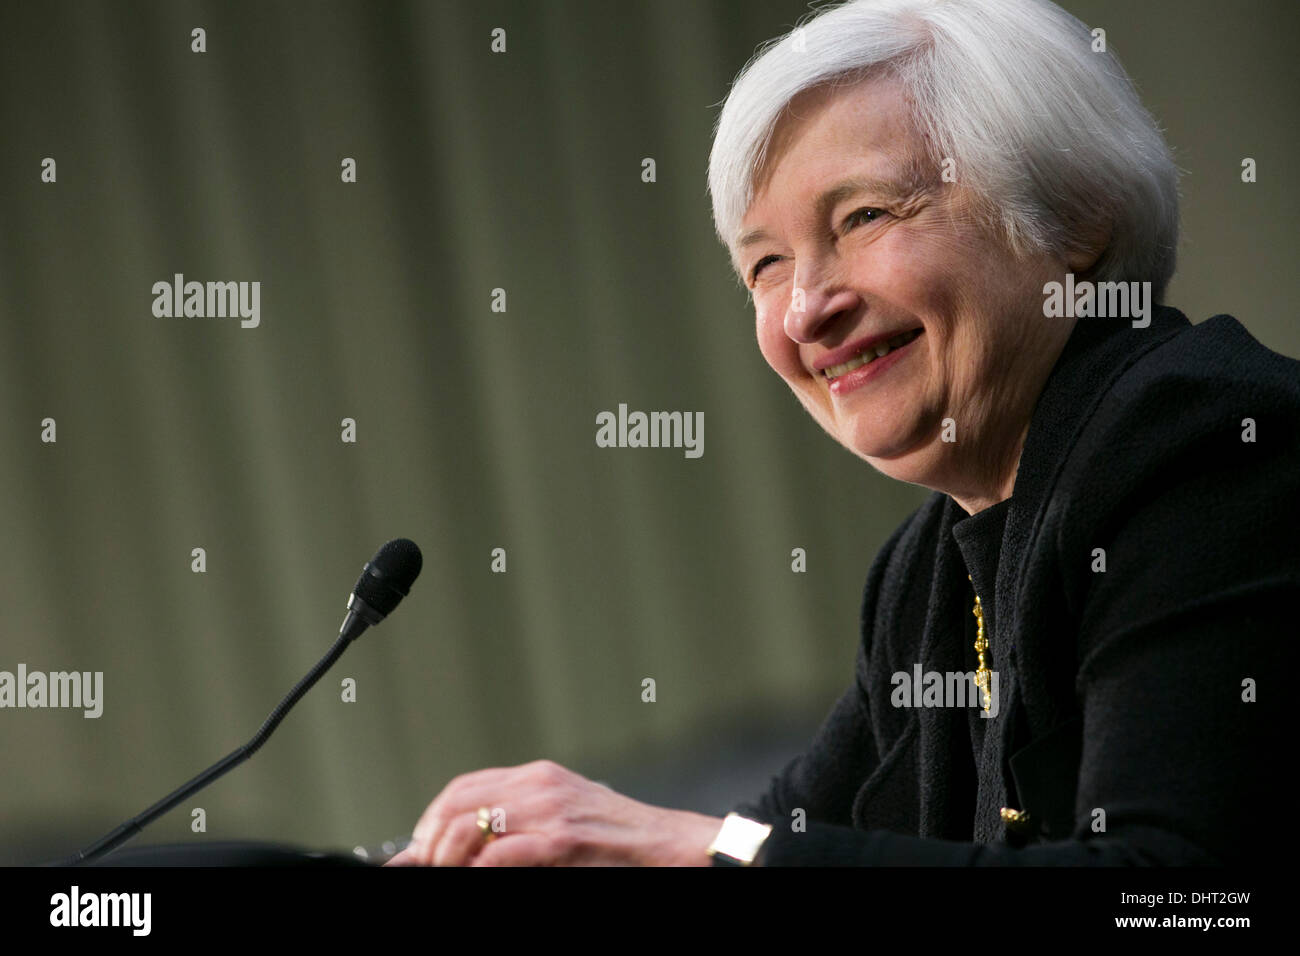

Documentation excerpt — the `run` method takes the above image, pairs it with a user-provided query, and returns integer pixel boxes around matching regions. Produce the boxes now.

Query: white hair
[708,0,1180,299]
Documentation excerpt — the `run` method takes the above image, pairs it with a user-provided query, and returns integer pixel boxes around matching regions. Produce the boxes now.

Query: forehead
[764,76,912,178]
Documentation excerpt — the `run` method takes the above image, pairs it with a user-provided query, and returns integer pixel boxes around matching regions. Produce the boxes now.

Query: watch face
[708,813,772,865]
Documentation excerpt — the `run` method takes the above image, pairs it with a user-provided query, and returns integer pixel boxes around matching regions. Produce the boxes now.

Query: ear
[1065,220,1112,274]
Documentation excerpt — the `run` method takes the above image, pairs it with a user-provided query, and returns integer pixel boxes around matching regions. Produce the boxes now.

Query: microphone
[53,538,423,866]
[339,537,423,640]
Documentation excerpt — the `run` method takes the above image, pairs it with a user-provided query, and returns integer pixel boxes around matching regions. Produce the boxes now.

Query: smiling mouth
[822,328,923,380]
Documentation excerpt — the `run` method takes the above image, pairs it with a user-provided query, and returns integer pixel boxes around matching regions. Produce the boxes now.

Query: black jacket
[735,305,1296,865]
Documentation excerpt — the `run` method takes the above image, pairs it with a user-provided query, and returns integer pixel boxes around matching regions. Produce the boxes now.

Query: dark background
[0,0,1295,864]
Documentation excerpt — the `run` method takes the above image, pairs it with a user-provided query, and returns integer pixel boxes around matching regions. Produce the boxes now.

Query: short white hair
[708,0,1180,299]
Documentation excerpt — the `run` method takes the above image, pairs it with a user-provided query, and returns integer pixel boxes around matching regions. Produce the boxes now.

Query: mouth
[820,328,924,381]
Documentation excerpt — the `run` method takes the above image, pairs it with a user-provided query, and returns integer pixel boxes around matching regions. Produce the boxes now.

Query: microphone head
[352,538,423,619]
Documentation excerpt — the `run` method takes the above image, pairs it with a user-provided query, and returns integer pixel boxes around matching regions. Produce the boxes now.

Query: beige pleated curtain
[0,0,1295,862]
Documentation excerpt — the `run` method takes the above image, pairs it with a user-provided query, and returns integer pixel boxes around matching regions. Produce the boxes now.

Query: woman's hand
[384,759,723,866]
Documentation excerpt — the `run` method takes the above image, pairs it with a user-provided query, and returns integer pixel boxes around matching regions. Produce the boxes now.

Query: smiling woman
[389,0,1296,868]
[732,74,1082,515]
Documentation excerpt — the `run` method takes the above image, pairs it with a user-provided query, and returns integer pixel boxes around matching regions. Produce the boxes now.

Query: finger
[406,759,573,864]
[382,847,418,867]
[407,772,516,862]
[470,833,562,867]
[432,810,496,867]
[410,801,516,866]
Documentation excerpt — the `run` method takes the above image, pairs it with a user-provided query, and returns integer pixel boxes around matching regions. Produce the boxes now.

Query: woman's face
[736,76,1077,505]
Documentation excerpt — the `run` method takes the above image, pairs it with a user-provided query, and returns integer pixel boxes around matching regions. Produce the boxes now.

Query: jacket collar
[997,304,1190,730]
[1010,305,1191,527]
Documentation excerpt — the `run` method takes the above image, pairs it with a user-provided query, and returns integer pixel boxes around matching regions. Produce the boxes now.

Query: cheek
[874,244,977,366]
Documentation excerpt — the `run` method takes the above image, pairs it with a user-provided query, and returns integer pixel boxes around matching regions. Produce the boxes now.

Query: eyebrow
[735,173,921,252]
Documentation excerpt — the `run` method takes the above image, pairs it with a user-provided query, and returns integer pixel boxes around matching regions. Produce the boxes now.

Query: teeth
[823,351,874,378]
[823,329,920,379]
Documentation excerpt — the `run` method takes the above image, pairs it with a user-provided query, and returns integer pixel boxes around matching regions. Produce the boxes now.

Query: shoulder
[1057,313,1300,509]
[1098,314,1299,424]
[1046,313,1300,619]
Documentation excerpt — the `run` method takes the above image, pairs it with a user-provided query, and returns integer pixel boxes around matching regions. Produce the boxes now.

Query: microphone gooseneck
[53,538,423,866]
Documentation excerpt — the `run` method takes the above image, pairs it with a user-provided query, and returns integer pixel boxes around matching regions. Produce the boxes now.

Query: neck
[948,436,1025,516]
[940,316,1078,515]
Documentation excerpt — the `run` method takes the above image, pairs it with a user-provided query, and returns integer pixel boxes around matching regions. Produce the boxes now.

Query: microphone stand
[54,620,364,866]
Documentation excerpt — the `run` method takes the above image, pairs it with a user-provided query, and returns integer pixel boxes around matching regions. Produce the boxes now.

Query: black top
[732,305,1296,865]
[951,497,1011,770]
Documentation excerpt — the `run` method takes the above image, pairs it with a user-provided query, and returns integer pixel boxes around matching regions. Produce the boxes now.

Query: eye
[842,207,887,232]
[749,254,783,283]
[748,208,886,283]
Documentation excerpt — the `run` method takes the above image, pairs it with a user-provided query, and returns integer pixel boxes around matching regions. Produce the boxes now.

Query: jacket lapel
[998,307,1190,737]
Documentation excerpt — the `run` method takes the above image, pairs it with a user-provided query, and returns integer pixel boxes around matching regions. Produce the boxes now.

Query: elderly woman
[390,0,1294,866]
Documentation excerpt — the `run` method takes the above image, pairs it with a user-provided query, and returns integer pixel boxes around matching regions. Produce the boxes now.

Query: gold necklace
[968,575,991,712]
[971,575,1027,831]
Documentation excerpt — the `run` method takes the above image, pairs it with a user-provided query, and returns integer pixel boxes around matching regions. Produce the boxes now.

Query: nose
[783,270,861,344]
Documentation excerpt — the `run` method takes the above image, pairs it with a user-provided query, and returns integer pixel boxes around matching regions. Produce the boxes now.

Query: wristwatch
[706,813,773,866]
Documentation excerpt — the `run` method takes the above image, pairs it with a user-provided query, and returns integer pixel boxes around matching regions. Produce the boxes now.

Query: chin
[844,431,908,465]
[846,420,935,473]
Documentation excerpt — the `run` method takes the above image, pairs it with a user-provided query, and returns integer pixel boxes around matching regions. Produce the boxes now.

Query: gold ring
[476,806,496,843]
